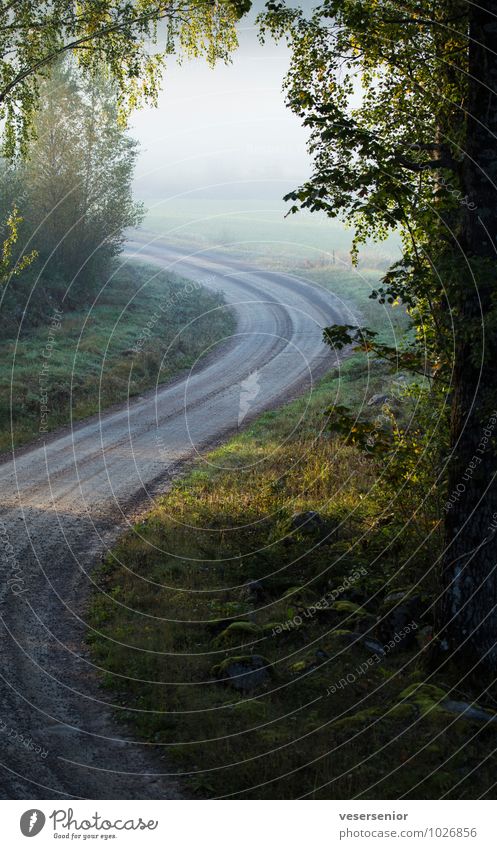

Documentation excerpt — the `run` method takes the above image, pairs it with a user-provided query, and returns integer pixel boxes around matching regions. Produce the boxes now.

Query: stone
[376,594,422,651]
[241,580,266,603]
[213,621,260,647]
[362,637,387,656]
[367,393,389,406]
[291,511,325,534]
[215,655,272,693]
[442,700,497,723]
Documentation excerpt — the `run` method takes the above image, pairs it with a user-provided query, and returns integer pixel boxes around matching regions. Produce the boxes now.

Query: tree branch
[0,1,217,104]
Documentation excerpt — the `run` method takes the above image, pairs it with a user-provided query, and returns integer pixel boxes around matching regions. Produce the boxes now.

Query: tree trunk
[437,0,497,679]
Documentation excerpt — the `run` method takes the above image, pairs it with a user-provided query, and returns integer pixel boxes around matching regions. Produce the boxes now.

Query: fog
[129,5,400,264]
[131,13,309,204]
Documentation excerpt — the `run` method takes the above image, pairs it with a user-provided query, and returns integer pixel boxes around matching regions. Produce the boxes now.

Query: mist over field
[130,10,400,266]
[131,11,309,198]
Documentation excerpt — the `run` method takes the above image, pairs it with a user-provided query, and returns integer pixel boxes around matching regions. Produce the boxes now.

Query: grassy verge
[87,263,496,799]
[0,261,235,452]
[291,264,406,338]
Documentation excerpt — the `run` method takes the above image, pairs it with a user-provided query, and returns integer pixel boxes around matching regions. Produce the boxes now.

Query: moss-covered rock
[398,683,448,716]
[213,621,261,647]
[211,655,273,692]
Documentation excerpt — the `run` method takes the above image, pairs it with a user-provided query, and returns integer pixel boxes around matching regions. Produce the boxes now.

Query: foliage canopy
[0,0,250,156]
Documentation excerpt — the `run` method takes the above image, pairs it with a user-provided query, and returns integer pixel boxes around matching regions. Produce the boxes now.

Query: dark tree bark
[437,0,497,678]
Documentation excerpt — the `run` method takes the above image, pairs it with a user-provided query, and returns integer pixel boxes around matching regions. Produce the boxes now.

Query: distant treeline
[0,60,143,336]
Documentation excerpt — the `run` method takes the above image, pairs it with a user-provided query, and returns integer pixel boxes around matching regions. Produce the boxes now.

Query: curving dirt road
[0,237,353,799]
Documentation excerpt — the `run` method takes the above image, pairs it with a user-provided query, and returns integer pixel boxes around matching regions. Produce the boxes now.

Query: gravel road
[0,237,353,799]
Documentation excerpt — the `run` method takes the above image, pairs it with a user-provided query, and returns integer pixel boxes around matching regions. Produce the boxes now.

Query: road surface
[0,237,353,799]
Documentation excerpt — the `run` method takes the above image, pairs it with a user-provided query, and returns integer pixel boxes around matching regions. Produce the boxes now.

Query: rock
[367,393,389,406]
[206,618,232,637]
[315,648,329,661]
[289,657,317,675]
[442,700,497,723]
[383,591,409,605]
[328,599,375,634]
[384,592,425,619]
[397,687,497,724]
[291,511,325,534]
[332,629,360,648]
[241,580,266,603]
[362,637,387,656]
[289,648,328,675]
[214,655,272,693]
[354,615,376,635]
[331,600,362,614]
[290,511,338,544]
[400,683,448,711]
[376,594,422,651]
[213,621,261,647]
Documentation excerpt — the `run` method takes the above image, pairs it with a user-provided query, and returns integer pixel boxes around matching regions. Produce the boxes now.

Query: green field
[0,261,235,452]
[140,198,401,269]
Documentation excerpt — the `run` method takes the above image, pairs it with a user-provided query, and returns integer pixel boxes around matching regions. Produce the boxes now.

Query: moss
[388,703,418,721]
[213,621,261,647]
[262,622,285,635]
[289,659,314,674]
[399,683,448,716]
[231,699,267,720]
[211,654,271,677]
[400,683,447,702]
[331,600,373,621]
[332,600,361,614]
[332,707,383,730]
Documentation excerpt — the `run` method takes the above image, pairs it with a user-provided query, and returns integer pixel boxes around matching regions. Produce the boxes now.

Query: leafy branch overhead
[259,0,470,364]
[322,323,441,381]
[0,206,37,286]
[0,0,251,156]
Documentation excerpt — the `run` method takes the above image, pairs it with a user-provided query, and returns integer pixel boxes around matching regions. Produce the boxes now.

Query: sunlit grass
[85,345,495,800]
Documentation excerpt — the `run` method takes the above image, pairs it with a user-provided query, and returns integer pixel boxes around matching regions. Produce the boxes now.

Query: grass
[89,354,497,799]
[87,256,497,798]
[287,263,409,341]
[141,198,400,268]
[0,260,235,452]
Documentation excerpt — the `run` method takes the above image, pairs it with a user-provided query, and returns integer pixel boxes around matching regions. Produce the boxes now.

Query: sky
[130,8,310,203]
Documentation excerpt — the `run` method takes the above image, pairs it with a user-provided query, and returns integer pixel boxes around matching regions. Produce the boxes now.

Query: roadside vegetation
[0,60,235,453]
[88,264,497,798]
[0,260,234,452]
[0,60,143,335]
